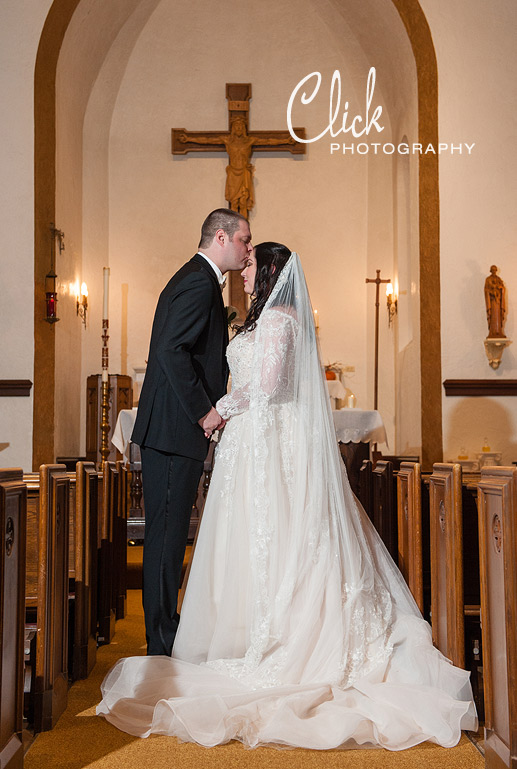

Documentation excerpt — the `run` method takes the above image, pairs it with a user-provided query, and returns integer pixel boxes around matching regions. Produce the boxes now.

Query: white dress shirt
[197,251,225,287]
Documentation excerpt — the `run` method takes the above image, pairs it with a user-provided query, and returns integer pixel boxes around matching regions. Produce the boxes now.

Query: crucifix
[172,83,306,318]
[365,269,391,412]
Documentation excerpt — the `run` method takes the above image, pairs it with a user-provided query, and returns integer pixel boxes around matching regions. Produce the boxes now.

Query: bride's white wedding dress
[97,253,477,750]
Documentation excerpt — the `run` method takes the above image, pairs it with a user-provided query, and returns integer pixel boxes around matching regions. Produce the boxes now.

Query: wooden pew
[420,472,432,624]
[428,463,464,667]
[72,462,98,680]
[115,461,128,620]
[67,473,77,586]
[25,465,70,732]
[428,463,481,669]
[338,441,369,500]
[128,441,144,519]
[108,463,119,622]
[0,469,26,768]
[372,460,397,560]
[358,459,373,521]
[375,454,420,471]
[461,479,484,718]
[396,462,424,613]
[26,466,96,684]
[97,463,115,645]
[477,466,517,769]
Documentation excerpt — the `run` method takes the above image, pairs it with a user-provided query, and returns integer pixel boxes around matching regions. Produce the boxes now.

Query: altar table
[112,407,387,460]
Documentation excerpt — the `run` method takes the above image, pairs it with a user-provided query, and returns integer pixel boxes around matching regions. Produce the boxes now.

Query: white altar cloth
[332,408,387,445]
[111,407,138,460]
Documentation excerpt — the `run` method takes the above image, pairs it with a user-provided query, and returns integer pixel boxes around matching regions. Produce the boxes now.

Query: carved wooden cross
[172,83,305,316]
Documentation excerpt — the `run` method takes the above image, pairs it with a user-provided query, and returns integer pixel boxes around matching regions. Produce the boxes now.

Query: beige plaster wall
[420,0,517,464]
[0,0,53,471]
[55,0,161,457]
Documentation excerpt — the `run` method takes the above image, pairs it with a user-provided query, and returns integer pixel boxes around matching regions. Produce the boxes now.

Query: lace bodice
[216,309,298,420]
[226,329,255,390]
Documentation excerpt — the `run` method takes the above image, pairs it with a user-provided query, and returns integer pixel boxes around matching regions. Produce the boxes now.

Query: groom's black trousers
[140,446,203,656]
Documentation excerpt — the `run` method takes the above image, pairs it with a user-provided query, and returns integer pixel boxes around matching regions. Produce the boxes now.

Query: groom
[132,208,252,656]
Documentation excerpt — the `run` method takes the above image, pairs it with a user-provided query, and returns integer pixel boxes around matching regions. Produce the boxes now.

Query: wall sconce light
[386,282,398,326]
[76,282,88,327]
[45,224,65,324]
[313,308,320,332]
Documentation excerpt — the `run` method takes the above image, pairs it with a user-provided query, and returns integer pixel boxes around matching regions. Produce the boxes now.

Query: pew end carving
[428,463,465,668]
[372,460,397,560]
[477,466,517,769]
[115,461,128,619]
[396,462,424,613]
[33,464,70,732]
[72,462,98,680]
[97,463,116,644]
[0,469,26,768]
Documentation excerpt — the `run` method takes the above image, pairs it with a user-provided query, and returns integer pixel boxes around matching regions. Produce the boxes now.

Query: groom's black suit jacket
[132,254,229,461]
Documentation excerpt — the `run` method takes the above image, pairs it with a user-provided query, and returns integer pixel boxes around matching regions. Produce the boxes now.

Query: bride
[97,243,477,750]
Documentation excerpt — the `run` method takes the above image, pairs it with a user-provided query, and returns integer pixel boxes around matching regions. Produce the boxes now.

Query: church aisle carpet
[25,590,484,769]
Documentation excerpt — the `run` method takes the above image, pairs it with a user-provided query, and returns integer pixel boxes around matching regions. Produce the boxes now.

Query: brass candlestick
[366,269,391,459]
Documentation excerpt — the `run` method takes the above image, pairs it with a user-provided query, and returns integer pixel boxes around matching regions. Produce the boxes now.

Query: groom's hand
[198,407,225,437]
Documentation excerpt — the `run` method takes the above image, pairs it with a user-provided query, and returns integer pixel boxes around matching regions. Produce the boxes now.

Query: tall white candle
[103,267,110,319]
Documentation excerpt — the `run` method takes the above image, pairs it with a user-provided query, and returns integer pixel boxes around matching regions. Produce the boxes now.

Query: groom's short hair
[198,209,248,248]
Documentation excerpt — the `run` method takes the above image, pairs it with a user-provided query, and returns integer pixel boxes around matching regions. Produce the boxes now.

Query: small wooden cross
[172,83,305,316]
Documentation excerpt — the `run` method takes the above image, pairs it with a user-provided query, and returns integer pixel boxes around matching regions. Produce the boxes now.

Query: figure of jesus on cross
[177,115,297,218]
[172,84,305,315]
[172,84,305,219]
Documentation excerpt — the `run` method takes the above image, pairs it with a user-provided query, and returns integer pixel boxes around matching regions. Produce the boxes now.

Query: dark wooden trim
[392,0,442,469]
[0,380,33,397]
[443,379,517,397]
[34,1,83,470]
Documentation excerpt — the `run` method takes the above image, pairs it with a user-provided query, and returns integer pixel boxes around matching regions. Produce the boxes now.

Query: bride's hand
[205,418,227,438]
[200,407,227,437]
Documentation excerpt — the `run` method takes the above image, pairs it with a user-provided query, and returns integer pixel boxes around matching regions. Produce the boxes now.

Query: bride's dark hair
[235,241,291,335]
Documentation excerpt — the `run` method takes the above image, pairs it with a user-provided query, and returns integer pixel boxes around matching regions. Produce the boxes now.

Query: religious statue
[484,265,507,338]
[171,82,305,318]
[178,116,296,216]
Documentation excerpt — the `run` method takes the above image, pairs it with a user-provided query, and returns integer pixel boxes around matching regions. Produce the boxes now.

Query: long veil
[231,251,421,686]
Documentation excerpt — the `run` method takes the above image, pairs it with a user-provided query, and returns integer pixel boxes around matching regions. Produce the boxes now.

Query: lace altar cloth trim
[333,409,388,445]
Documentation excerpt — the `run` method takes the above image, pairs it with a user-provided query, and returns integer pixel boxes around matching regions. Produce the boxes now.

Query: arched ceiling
[57,0,417,141]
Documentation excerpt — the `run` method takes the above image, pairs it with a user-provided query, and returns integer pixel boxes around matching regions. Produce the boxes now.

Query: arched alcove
[33,0,440,470]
